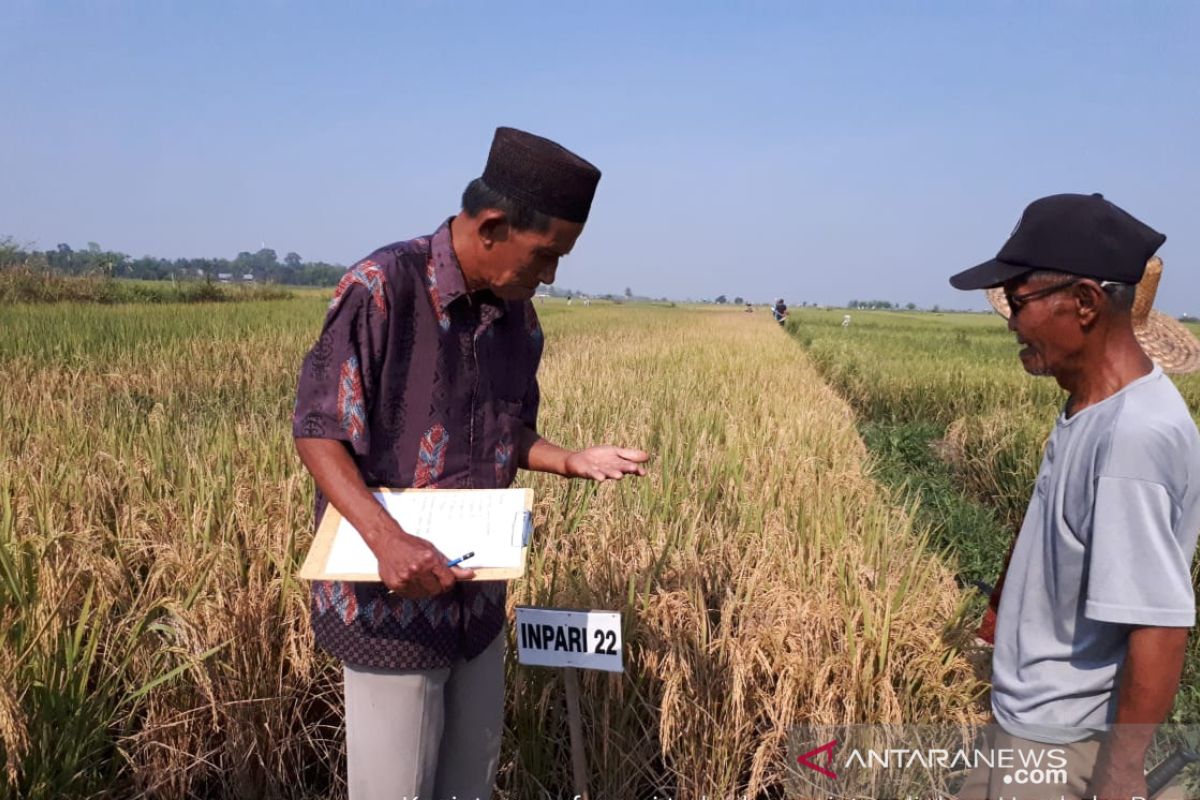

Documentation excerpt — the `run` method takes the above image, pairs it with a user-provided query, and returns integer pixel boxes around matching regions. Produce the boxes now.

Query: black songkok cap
[481,127,601,224]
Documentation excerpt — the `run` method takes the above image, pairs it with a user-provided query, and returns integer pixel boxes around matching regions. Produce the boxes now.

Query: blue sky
[3,1,1198,312]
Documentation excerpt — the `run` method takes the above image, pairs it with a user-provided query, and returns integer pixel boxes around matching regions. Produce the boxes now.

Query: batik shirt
[293,220,543,670]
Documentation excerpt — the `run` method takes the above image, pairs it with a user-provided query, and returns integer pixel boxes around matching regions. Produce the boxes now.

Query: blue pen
[447,551,475,568]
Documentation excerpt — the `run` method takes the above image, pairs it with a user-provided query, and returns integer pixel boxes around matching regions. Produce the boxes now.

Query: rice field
[0,296,987,798]
[788,307,1200,724]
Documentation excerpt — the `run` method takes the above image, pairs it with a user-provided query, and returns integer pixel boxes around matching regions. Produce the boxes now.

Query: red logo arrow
[797,739,839,780]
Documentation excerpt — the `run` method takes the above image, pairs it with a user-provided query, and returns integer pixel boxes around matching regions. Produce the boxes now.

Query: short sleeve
[517,300,543,432]
[520,376,540,431]
[1085,475,1195,627]
[292,261,389,456]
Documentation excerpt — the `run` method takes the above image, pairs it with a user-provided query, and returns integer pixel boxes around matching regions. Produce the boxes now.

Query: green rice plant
[790,306,1200,724]
[0,265,292,305]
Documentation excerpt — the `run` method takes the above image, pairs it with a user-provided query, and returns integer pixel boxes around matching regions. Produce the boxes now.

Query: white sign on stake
[515,606,623,673]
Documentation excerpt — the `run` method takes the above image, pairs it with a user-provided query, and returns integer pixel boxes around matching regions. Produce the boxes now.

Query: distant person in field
[292,127,649,800]
[772,298,788,327]
[950,193,1200,800]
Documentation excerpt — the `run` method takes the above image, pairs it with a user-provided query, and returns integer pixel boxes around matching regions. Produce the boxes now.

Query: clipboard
[298,487,534,582]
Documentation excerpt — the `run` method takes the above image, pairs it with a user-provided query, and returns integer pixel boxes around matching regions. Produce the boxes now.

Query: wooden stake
[562,667,590,800]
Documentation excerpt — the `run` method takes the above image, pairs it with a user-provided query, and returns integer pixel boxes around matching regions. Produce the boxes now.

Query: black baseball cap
[950,193,1166,290]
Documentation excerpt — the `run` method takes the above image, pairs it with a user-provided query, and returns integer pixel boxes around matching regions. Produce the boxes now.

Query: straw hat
[984,257,1200,374]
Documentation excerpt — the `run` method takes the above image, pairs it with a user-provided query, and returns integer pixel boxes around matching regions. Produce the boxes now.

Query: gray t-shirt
[992,366,1200,744]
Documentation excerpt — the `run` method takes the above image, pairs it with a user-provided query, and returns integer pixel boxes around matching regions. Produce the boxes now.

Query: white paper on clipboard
[304,488,533,581]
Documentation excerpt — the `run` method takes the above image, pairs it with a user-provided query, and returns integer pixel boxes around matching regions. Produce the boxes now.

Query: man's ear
[476,209,511,248]
[1075,280,1105,328]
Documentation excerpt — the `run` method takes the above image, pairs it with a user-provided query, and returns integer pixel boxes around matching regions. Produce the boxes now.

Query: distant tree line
[1,237,347,286]
[846,299,919,310]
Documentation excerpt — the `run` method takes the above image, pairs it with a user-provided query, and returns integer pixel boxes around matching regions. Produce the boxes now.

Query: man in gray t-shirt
[991,365,1200,743]
[950,193,1200,800]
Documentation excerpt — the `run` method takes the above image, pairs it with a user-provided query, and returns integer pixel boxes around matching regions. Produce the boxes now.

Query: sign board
[515,606,623,673]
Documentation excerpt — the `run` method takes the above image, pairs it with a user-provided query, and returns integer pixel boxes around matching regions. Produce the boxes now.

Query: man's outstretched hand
[564,446,650,481]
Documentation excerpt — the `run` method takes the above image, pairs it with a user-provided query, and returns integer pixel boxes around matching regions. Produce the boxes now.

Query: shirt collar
[429,219,469,311]
[1058,364,1162,425]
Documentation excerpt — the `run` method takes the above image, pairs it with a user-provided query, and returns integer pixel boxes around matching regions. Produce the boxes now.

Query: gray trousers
[343,633,505,800]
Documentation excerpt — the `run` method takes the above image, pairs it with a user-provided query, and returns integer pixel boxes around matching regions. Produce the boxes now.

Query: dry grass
[510,306,986,797]
[0,299,985,799]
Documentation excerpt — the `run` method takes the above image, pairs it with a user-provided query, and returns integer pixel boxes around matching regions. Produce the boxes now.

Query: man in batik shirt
[293,127,649,800]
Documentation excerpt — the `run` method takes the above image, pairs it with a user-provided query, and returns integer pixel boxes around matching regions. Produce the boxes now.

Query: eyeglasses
[1006,278,1128,316]
[1005,279,1080,316]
